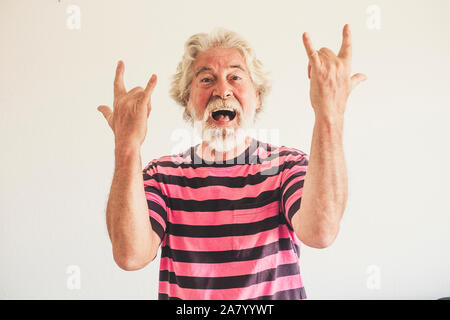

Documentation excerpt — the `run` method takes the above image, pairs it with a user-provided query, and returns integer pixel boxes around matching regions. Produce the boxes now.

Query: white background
[1,0,449,299]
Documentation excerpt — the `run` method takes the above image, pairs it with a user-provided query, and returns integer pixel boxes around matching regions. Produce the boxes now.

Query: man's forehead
[193,47,248,76]
[194,64,247,77]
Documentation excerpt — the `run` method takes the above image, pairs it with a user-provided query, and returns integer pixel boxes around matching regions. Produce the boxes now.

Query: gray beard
[190,98,255,152]
[196,125,248,152]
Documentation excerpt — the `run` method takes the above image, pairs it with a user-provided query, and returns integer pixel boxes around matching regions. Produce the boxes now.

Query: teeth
[211,109,236,121]
[218,114,230,121]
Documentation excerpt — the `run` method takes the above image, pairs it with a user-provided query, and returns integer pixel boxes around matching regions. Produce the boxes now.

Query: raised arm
[292,25,367,248]
[98,61,160,270]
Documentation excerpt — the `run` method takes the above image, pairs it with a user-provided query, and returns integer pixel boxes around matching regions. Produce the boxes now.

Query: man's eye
[201,78,212,83]
[231,76,240,81]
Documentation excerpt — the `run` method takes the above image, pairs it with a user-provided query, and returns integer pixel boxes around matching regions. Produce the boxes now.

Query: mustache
[204,97,243,118]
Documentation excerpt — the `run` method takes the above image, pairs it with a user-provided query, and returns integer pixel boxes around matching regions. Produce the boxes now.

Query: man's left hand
[302,24,367,119]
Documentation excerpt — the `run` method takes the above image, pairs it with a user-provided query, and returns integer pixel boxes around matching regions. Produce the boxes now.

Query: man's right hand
[98,61,157,150]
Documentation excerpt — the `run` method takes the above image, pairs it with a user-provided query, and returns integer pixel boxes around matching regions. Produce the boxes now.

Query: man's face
[186,47,261,152]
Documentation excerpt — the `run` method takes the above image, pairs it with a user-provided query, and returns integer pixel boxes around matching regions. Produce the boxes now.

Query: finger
[142,74,157,106]
[97,105,113,126]
[114,60,126,99]
[131,91,146,113]
[127,86,144,96]
[318,47,336,59]
[97,105,112,117]
[338,24,352,62]
[302,32,320,68]
[124,89,147,117]
[350,73,367,90]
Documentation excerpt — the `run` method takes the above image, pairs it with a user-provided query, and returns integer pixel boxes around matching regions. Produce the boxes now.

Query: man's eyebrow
[194,65,247,77]
[230,64,247,74]
[195,66,212,78]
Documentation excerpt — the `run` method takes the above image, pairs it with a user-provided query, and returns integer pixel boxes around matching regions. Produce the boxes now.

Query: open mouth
[211,109,237,122]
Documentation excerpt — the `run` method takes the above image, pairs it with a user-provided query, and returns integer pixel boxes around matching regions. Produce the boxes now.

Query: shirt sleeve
[142,161,168,243]
[280,151,309,231]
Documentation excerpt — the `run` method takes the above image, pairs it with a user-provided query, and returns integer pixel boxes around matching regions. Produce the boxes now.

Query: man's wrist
[314,110,345,128]
[114,142,141,165]
[115,139,140,153]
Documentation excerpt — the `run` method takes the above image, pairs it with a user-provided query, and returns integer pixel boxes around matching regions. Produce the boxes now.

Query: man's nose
[212,79,233,99]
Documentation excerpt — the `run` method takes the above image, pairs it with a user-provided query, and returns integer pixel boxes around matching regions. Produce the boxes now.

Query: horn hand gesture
[302,24,366,119]
[98,61,157,150]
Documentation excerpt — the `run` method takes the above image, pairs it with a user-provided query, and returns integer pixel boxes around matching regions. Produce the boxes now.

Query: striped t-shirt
[142,138,309,300]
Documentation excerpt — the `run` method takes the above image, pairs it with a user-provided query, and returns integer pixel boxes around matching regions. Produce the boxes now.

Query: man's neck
[197,136,253,162]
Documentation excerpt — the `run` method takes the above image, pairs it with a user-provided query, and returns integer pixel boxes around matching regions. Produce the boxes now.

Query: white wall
[1,0,449,299]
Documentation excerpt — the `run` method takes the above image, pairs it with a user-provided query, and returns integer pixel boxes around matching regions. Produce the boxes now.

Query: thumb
[143,74,157,106]
[97,105,113,126]
[144,74,157,118]
[350,73,367,90]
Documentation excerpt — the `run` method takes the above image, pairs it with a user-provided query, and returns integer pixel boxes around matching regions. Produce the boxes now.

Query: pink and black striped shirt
[142,139,309,300]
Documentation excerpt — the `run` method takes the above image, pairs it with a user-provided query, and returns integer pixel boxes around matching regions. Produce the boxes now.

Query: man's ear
[256,91,261,110]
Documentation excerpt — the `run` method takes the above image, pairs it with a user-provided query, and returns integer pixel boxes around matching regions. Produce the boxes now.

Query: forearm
[293,114,348,246]
[106,146,153,268]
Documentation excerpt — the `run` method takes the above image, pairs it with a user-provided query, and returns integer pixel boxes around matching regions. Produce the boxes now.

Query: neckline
[190,138,258,167]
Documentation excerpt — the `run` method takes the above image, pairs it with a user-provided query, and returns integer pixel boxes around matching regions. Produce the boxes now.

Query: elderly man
[98,25,366,300]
